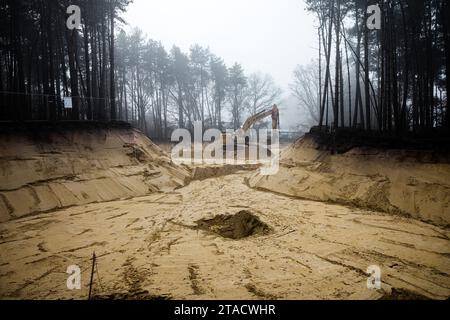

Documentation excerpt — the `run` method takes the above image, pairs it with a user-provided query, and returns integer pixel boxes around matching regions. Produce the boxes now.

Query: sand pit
[0,123,190,222]
[0,173,449,300]
[248,134,450,226]
[0,126,449,300]
[195,211,272,240]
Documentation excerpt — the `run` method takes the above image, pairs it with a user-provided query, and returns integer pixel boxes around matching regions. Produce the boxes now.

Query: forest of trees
[0,0,281,139]
[301,0,449,135]
[2,0,448,139]
[0,0,130,124]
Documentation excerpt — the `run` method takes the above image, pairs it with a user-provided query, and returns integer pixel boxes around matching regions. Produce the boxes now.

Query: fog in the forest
[124,0,318,129]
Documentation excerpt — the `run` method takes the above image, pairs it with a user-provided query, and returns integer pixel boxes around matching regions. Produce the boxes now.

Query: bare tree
[227,63,248,130]
[290,63,321,125]
[245,73,282,116]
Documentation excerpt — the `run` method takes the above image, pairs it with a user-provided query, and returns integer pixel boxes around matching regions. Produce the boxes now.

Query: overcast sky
[123,0,318,129]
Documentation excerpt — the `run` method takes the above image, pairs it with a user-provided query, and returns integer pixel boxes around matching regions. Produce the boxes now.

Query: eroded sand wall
[0,123,189,222]
[249,135,450,226]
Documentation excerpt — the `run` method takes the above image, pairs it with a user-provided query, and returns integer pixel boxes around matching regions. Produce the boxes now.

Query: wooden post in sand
[88,252,96,300]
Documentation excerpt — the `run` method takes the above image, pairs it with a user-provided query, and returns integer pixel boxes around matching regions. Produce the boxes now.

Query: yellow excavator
[242,104,280,131]
[222,104,280,149]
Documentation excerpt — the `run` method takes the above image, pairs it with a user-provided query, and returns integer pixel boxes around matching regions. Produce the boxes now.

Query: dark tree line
[0,0,281,139]
[306,0,450,135]
[0,0,130,122]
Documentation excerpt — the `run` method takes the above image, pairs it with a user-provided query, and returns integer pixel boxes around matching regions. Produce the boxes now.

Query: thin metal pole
[88,252,96,300]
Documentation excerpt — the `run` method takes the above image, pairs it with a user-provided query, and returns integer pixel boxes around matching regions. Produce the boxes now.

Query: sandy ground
[250,135,450,226]
[1,172,449,300]
[1,127,449,300]
[0,126,189,222]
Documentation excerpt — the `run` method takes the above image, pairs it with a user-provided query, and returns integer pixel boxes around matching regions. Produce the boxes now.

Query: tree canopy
[302,0,449,134]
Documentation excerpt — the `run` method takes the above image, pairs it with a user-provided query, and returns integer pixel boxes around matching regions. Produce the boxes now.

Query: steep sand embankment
[0,123,189,222]
[248,134,450,226]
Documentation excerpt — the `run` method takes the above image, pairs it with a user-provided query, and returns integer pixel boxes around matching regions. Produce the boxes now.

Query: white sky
[123,0,319,128]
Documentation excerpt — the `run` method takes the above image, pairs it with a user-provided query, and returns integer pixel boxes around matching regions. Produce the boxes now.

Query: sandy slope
[1,128,449,300]
[249,135,450,226]
[0,124,189,222]
[1,173,449,300]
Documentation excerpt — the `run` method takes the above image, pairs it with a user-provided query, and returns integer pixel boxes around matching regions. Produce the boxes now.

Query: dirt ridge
[0,124,189,222]
[248,134,450,226]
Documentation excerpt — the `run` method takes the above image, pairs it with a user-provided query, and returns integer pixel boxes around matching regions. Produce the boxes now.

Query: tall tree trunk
[353,3,364,129]
[364,0,371,130]
[66,28,80,120]
[83,25,92,120]
[110,0,116,121]
[319,1,335,128]
[442,0,450,127]
[340,55,345,127]
[11,0,26,120]
[100,17,107,120]
[399,1,409,131]
[334,0,341,128]
[343,25,352,128]
[91,24,100,120]
[46,1,56,121]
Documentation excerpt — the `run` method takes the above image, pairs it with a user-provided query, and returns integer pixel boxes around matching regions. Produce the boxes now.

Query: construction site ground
[0,125,449,300]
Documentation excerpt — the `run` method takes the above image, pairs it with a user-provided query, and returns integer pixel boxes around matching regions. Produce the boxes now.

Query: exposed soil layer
[191,165,260,181]
[195,211,271,239]
[0,123,190,222]
[309,126,450,154]
[249,133,450,226]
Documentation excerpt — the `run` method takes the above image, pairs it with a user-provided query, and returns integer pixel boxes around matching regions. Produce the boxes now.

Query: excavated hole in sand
[195,211,271,240]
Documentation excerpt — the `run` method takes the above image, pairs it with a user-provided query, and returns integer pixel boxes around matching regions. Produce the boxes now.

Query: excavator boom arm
[241,110,273,131]
[222,104,279,148]
[241,105,279,132]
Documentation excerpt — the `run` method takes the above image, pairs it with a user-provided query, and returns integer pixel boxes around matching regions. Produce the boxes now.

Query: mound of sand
[248,134,450,226]
[0,122,190,222]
